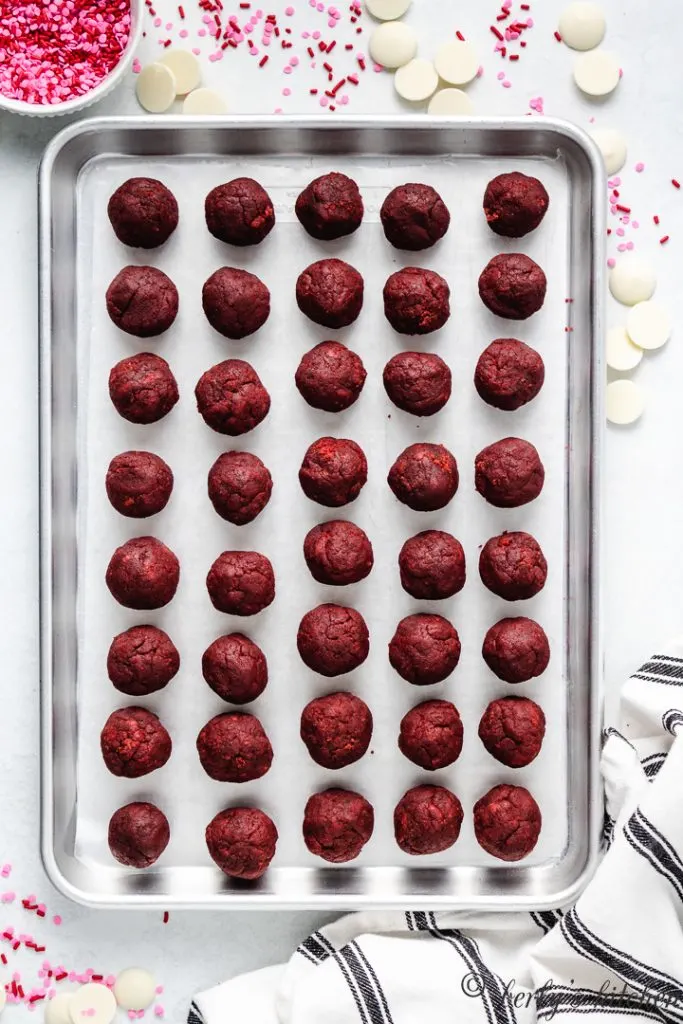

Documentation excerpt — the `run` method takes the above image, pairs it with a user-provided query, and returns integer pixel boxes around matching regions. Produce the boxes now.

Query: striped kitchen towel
[190,641,683,1024]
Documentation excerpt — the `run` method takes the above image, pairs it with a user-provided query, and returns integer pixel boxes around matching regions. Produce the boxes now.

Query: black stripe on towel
[530,910,564,934]
[561,908,683,1019]
[188,1003,204,1024]
[624,808,683,903]
[632,674,683,688]
[642,753,666,779]
[662,710,683,735]
[641,662,683,680]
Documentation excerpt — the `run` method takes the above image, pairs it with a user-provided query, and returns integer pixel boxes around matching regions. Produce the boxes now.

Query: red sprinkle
[178,4,185,15]
[615,204,631,213]
[240,1,250,5]
[326,40,336,52]
[520,40,527,46]
[660,235,670,244]
[521,2,530,7]
[673,179,681,189]
[654,215,660,224]
[554,30,562,41]
[331,77,346,94]
[357,56,366,69]
[345,43,353,49]
[509,53,519,60]
[318,40,327,51]
[323,61,333,71]
[29,995,46,1004]
[310,87,318,93]
[456,30,465,40]
[496,12,508,20]
[308,46,315,57]
[163,911,170,924]
[0,955,6,965]
[490,25,504,40]
[259,54,269,65]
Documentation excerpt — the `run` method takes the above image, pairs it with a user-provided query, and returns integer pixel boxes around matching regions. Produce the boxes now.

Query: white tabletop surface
[0,0,680,1017]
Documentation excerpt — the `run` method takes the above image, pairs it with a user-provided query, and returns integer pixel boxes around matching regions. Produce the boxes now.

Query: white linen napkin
[190,641,683,1024]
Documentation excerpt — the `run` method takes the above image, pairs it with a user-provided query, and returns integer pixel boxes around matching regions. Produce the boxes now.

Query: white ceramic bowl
[0,0,142,117]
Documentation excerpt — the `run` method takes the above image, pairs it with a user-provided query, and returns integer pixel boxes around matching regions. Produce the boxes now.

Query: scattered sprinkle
[660,235,670,244]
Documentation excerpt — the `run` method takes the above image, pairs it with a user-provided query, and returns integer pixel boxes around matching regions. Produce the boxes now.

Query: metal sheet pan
[39,115,604,909]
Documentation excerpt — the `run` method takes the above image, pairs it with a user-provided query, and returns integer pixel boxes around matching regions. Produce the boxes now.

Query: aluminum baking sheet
[39,116,604,909]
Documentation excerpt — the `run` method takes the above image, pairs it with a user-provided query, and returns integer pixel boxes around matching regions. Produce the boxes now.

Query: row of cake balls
[107,613,550,704]
[108,778,542,878]
[106,436,545,530]
[107,171,550,252]
[106,534,549,616]
[109,338,545,432]
[106,252,548,342]
[100,694,546,783]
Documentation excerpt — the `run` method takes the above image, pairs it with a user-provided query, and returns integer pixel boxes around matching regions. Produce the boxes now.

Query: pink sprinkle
[497,71,505,80]
[165,21,173,29]
[2,892,16,903]
[632,220,640,229]
[282,86,291,94]
[313,30,321,38]
[373,62,383,71]
[154,1008,165,1018]
[626,241,634,250]
[309,0,316,5]
[283,65,292,72]
[302,30,309,37]
[317,2,324,9]
[328,17,335,25]
[198,27,207,36]
[612,176,621,186]
[179,28,188,37]
[635,162,645,172]
[339,93,349,104]
[274,106,283,113]
[192,47,201,54]
[476,65,484,76]
[617,243,627,252]
[526,16,533,26]
[155,987,164,995]
[616,227,625,237]
[128,1013,137,1021]
[153,16,162,26]
[502,79,512,88]
[621,215,630,225]
[290,55,299,65]
[1,866,11,878]
[320,94,329,106]
[285,4,295,12]
[610,205,617,214]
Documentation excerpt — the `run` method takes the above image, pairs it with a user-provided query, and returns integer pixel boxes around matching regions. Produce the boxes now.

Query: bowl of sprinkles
[0,0,142,115]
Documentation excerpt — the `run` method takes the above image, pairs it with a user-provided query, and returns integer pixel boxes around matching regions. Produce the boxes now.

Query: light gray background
[0,0,680,1018]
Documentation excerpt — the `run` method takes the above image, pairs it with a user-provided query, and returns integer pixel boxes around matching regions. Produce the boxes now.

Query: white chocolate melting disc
[160,50,201,95]
[434,39,478,86]
[68,984,117,1024]
[590,128,627,175]
[182,88,229,114]
[606,326,643,372]
[609,256,656,306]
[135,63,177,113]
[428,88,474,115]
[369,21,418,68]
[558,2,606,50]
[573,49,620,96]
[114,968,156,1011]
[606,379,644,425]
[364,0,411,20]
[626,301,671,351]
[45,992,74,1024]
[394,58,439,102]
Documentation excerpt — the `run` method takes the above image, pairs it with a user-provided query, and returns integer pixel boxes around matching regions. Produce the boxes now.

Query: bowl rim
[0,0,142,117]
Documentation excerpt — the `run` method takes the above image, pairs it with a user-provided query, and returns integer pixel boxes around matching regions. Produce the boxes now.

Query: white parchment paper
[74,149,571,888]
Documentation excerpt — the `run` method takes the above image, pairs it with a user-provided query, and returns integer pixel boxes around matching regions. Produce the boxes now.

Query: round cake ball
[295,341,367,412]
[295,172,364,240]
[383,351,452,417]
[202,633,268,705]
[479,696,546,768]
[383,267,450,335]
[479,531,548,601]
[394,785,463,855]
[303,520,374,586]
[195,359,271,436]
[202,267,271,339]
[100,707,172,778]
[380,183,450,251]
[208,451,272,525]
[206,550,275,616]
[296,258,364,329]
[473,784,542,861]
[106,266,179,337]
[300,692,372,769]
[299,437,368,507]
[108,802,170,868]
[475,437,545,508]
[197,712,273,782]
[297,603,369,676]
[206,807,278,880]
[474,338,545,411]
[303,789,374,863]
[109,353,179,425]
[399,700,463,770]
[106,451,173,519]
[108,177,178,249]
[106,536,179,610]
[389,613,461,686]
[388,442,459,512]
[107,624,180,697]
[483,172,549,238]
[478,254,547,320]
[398,530,466,600]
[482,616,550,684]
[205,178,275,246]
